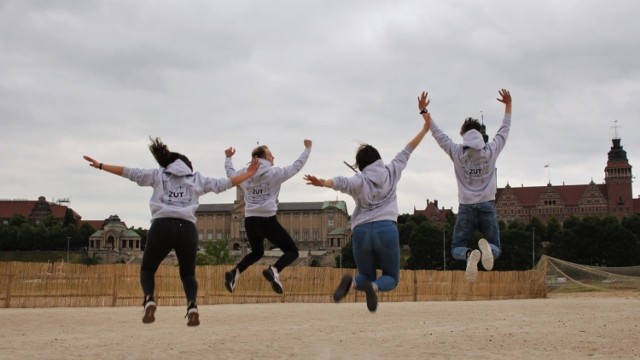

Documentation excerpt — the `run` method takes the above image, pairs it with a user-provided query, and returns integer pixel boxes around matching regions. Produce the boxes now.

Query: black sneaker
[262,266,284,294]
[142,297,156,324]
[333,275,353,302]
[362,281,378,313]
[225,268,239,293]
[185,303,200,327]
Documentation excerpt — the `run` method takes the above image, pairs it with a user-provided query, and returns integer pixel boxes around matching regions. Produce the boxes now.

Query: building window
[207,231,213,241]
[304,230,309,240]
[216,231,222,240]
[328,219,334,228]
[293,231,299,240]
[313,230,319,240]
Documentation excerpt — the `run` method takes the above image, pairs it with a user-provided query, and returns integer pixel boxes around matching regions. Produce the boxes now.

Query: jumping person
[426,89,512,282]
[223,139,312,295]
[303,93,431,312]
[83,137,259,326]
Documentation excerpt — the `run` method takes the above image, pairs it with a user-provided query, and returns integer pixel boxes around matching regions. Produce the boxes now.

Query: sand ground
[1,292,639,360]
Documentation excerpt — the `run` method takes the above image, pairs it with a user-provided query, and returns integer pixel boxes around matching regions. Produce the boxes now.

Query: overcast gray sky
[2,0,639,229]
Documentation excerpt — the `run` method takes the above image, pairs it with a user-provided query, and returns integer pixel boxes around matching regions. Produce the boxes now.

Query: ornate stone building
[496,134,640,225]
[195,188,350,252]
[88,215,142,263]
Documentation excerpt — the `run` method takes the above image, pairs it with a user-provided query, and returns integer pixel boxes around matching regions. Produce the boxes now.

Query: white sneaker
[465,250,481,282]
[262,266,284,294]
[478,239,494,271]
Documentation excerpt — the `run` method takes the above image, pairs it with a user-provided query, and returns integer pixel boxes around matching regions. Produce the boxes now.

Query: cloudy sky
[2,0,639,229]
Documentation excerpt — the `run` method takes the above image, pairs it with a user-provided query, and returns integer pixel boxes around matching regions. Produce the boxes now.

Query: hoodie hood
[164,159,193,176]
[462,129,485,150]
[255,158,273,177]
[361,159,389,186]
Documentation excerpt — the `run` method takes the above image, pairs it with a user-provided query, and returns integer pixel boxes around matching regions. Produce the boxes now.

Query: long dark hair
[354,144,381,171]
[148,137,193,170]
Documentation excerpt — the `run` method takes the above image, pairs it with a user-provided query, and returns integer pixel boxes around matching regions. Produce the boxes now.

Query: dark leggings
[236,216,299,273]
[140,218,198,303]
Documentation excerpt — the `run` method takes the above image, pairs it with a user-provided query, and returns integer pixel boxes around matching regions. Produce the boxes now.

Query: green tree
[406,222,447,270]
[196,240,234,265]
[335,240,355,268]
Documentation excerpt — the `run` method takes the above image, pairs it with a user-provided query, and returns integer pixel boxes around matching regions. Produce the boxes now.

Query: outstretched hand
[418,91,430,111]
[246,157,260,175]
[304,139,312,149]
[83,155,100,169]
[303,174,324,187]
[497,89,511,105]
[225,147,236,157]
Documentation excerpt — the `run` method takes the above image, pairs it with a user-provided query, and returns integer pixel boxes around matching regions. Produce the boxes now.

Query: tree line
[3,212,640,270]
[0,214,148,252]
[337,214,640,270]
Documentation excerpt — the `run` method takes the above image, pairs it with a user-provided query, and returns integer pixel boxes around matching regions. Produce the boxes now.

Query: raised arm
[497,88,512,114]
[229,157,260,187]
[83,155,124,176]
[407,91,432,149]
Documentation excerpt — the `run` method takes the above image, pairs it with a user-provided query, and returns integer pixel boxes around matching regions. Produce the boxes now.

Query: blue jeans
[352,220,400,292]
[451,201,501,261]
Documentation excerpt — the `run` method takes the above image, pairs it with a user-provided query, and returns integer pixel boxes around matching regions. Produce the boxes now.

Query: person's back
[428,89,512,282]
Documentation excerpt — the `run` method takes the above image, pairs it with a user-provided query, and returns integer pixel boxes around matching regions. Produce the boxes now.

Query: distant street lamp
[442,230,446,271]
[67,236,71,263]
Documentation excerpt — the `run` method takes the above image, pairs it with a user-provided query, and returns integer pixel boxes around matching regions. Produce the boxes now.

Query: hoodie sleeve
[330,174,362,197]
[122,167,161,187]
[430,120,458,160]
[274,147,311,182]
[225,157,239,177]
[201,176,233,194]
[488,113,511,155]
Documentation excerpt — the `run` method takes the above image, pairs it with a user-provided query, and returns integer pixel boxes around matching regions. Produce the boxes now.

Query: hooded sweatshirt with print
[331,144,415,230]
[430,113,511,205]
[225,147,311,217]
[122,159,233,224]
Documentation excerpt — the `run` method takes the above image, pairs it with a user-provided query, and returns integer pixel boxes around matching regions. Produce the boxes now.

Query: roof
[496,183,607,207]
[0,197,81,220]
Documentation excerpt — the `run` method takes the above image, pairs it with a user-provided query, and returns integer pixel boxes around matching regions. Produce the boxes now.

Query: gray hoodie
[331,145,415,229]
[225,148,311,217]
[430,114,511,204]
[122,159,233,224]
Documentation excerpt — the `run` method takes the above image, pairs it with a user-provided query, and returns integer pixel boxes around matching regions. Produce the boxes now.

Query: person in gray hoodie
[303,92,432,312]
[223,139,312,295]
[83,137,259,326]
[426,88,512,282]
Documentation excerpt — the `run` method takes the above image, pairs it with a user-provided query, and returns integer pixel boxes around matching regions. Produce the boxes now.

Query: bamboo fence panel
[0,262,547,308]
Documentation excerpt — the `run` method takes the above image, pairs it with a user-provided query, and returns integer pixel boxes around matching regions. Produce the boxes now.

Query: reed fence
[0,261,547,308]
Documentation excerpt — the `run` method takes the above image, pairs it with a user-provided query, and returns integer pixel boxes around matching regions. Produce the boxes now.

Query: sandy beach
[1,292,639,360]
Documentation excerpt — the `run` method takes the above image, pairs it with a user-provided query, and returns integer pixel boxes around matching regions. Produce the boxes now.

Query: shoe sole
[187,311,200,327]
[465,250,481,283]
[262,269,283,294]
[142,303,156,324]
[333,275,352,302]
[363,282,378,313]
[224,271,235,293]
[478,239,494,271]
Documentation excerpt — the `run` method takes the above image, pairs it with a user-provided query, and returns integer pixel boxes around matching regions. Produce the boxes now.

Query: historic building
[88,214,142,263]
[195,188,350,252]
[0,196,81,226]
[413,199,454,226]
[496,134,640,225]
